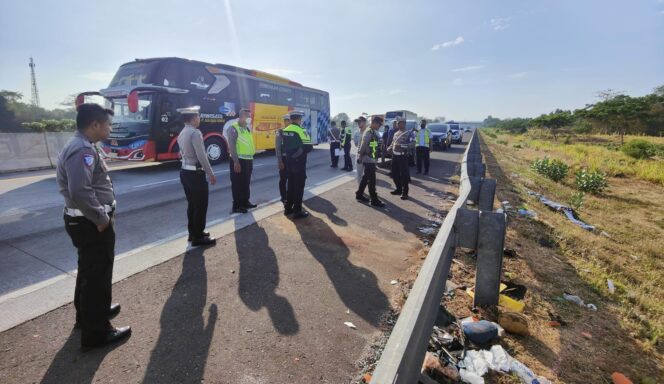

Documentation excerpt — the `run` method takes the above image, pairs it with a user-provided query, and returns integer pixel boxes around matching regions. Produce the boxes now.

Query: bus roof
[124,57,327,95]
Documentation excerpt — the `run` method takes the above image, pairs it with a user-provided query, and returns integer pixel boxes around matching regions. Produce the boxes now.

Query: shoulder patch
[83,153,95,167]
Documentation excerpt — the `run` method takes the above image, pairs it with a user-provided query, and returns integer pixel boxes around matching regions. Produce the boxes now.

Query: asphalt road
[0,145,344,297]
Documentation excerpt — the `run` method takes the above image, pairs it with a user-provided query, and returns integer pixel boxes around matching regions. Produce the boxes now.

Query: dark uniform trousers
[230,158,253,208]
[358,162,378,199]
[180,169,209,239]
[416,147,430,173]
[285,163,306,213]
[392,154,410,195]
[343,142,353,170]
[279,166,288,202]
[330,142,340,167]
[64,213,115,340]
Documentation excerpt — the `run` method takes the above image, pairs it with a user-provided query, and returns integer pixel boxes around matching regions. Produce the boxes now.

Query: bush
[532,157,569,182]
[570,191,585,211]
[621,139,663,159]
[575,169,608,194]
[485,131,498,139]
[497,140,508,145]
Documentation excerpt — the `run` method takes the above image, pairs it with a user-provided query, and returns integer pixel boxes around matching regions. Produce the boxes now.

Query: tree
[433,116,446,123]
[577,95,651,144]
[531,110,574,141]
[495,118,531,134]
[483,115,501,127]
[332,113,350,125]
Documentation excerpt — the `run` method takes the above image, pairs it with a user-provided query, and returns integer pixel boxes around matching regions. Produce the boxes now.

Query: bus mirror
[128,91,139,113]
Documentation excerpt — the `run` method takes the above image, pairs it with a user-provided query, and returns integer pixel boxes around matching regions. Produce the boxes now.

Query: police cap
[289,110,305,119]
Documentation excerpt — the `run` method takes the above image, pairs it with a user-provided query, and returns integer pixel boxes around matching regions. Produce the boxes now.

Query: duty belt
[181,164,201,171]
[65,201,116,217]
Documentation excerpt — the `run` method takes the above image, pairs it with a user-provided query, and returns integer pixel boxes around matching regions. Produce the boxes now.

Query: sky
[1,0,663,121]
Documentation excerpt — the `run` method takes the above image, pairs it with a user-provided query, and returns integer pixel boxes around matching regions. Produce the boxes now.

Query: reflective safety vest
[417,128,431,147]
[368,131,379,159]
[232,122,255,160]
[340,126,352,146]
[282,123,312,159]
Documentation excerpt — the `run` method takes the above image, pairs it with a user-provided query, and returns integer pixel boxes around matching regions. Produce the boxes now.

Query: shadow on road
[142,247,217,382]
[235,213,299,335]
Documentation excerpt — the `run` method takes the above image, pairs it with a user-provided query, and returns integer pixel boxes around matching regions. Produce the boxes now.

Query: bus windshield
[109,62,156,87]
[111,95,153,124]
[385,111,403,119]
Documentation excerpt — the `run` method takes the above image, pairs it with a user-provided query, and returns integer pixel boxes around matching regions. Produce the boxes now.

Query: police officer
[328,120,341,168]
[354,116,367,187]
[228,108,256,214]
[57,103,131,349]
[177,106,217,246]
[340,120,353,171]
[387,117,413,200]
[282,111,313,219]
[416,119,432,175]
[356,116,386,207]
[275,113,290,204]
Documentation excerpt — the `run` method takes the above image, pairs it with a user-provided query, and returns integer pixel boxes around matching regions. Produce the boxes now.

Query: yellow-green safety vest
[340,126,352,146]
[417,128,431,147]
[232,122,255,160]
[369,131,379,158]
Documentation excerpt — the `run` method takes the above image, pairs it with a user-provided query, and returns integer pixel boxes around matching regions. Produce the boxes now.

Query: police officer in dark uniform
[387,117,413,200]
[282,111,313,219]
[340,120,353,171]
[56,103,131,349]
[275,113,290,204]
[177,106,217,246]
[356,116,386,207]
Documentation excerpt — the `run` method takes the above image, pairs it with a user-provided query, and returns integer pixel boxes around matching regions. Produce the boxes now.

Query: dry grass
[467,130,664,383]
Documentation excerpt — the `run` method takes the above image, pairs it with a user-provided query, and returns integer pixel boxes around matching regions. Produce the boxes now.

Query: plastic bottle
[510,359,552,384]
[562,293,585,307]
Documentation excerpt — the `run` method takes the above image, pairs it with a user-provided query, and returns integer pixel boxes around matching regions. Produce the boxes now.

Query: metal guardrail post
[371,130,507,384]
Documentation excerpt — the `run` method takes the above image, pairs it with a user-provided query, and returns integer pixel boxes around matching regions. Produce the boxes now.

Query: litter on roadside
[611,372,634,384]
[466,285,526,313]
[390,280,398,285]
[344,322,356,329]
[457,345,551,384]
[607,279,615,294]
[563,293,597,310]
[527,190,596,231]
[498,312,529,335]
[518,208,538,218]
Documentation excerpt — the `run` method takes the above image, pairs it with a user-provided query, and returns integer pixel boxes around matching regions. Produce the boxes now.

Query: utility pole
[29,57,40,107]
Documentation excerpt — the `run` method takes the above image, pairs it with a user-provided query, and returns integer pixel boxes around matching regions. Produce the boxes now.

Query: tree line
[0,90,76,133]
[483,85,664,144]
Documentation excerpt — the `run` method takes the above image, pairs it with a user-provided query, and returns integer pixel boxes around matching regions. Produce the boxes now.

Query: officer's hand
[97,222,109,233]
[278,161,285,171]
[209,174,217,185]
[234,162,241,173]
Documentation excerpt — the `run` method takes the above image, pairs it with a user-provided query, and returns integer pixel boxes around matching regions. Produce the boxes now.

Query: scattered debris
[361,373,372,383]
[563,293,597,310]
[581,331,592,340]
[547,311,567,326]
[230,269,235,274]
[518,208,538,218]
[498,312,529,336]
[607,279,616,294]
[601,231,610,238]
[463,320,500,345]
[611,372,634,384]
[344,322,357,329]
[418,227,437,235]
[421,351,461,382]
[527,190,595,231]
[511,358,552,384]
[503,248,518,258]
[390,280,398,285]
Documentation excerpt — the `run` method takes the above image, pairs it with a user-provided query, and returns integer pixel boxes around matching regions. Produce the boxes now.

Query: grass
[482,128,664,186]
[479,129,664,381]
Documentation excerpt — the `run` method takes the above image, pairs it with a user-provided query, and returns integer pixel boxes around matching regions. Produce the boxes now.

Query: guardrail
[0,132,74,173]
[371,130,507,384]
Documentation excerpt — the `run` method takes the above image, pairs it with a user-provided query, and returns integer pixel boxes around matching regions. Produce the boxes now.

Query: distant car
[464,128,471,133]
[428,123,451,150]
[450,128,462,144]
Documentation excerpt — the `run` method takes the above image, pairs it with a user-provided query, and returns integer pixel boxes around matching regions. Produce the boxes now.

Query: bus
[384,110,417,123]
[77,57,330,164]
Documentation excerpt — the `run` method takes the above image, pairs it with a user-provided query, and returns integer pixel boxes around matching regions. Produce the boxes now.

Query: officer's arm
[274,131,282,161]
[227,128,238,162]
[301,134,313,154]
[192,131,214,177]
[358,130,370,157]
[65,148,109,226]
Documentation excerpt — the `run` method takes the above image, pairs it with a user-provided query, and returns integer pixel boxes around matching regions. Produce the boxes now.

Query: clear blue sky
[1,0,662,121]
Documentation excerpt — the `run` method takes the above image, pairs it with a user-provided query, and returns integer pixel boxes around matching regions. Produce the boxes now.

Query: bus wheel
[205,137,227,165]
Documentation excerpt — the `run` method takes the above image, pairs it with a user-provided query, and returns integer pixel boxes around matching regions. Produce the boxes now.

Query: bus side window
[186,65,214,91]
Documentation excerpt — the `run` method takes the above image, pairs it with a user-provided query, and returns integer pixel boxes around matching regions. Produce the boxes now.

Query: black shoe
[390,190,402,195]
[245,202,257,209]
[400,195,408,200]
[371,199,386,207]
[232,207,248,214]
[284,209,293,216]
[75,303,121,329]
[424,171,429,175]
[187,232,209,242]
[191,236,216,247]
[292,210,310,219]
[355,193,369,202]
[81,326,132,350]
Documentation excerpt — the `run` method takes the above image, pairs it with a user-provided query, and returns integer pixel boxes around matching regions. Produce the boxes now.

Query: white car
[450,129,462,144]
